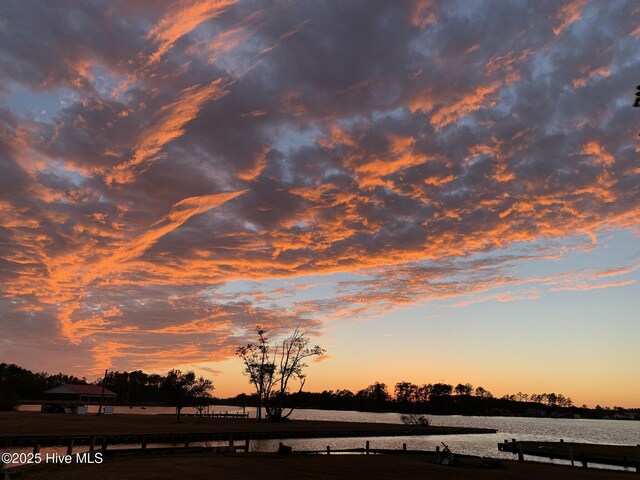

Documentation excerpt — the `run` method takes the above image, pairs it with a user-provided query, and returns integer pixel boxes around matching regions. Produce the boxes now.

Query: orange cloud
[109,191,246,264]
[485,49,532,85]
[354,135,428,188]
[316,124,359,150]
[572,66,611,89]
[107,80,229,184]
[410,0,437,29]
[238,147,270,180]
[147,0,238,65]
[256,19,310,57]
[240,110,267,118]
[550,279,636,292]
[582,141,614,167]
[553,0,587,36]
[205,25,255,63]
[430,82,501,129]
[278,91,308,116]
[13,191,245,346]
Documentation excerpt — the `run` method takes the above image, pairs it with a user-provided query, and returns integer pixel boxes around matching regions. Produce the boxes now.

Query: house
[42,384,117,414]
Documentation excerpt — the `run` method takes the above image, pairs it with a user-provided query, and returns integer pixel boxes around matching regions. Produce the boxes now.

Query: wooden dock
[0,425,495,450]
[498,439,640,472]
[181,412,249,418]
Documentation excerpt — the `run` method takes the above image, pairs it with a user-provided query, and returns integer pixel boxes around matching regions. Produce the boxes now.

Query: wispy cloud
[146,0,239,65]
[107,80,230,184]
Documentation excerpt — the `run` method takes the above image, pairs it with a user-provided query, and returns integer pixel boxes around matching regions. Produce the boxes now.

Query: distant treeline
[1,363,637,419]
[0,363,215,410]
[223,381,639,420]
[0,363,87,409]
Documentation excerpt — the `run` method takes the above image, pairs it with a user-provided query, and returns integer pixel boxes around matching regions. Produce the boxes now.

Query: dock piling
[569,446,574,467]
[365,441,370,455]
[517,443,524,462]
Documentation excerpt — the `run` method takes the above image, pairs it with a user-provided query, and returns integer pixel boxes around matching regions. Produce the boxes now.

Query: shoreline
[0,412,494,440]
[0,412,496,457]
[15,404,640,422]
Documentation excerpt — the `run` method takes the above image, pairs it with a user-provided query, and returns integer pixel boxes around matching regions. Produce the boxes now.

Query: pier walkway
[498,439,640,472]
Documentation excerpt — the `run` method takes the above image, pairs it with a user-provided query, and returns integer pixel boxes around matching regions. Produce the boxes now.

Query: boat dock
[1,425,495,450]
[181,412,249,418]
[498,439,640,472]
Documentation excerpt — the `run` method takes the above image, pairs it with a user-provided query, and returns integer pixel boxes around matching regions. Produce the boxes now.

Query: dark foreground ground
[14,453,638,480]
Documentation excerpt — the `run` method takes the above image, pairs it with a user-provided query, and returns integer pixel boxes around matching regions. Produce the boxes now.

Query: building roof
[45,384,117,397]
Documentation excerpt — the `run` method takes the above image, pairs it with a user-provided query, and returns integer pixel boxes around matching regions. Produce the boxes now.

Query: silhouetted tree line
[2,364,637,419]
[0,363,87,409]
[0,363,215,412]
[224,380,638,420]
[97,370,174,406]
[92,369,216,414]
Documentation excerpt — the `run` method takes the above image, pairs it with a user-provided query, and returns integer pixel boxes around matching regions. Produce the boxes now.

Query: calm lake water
[15,404,640,470]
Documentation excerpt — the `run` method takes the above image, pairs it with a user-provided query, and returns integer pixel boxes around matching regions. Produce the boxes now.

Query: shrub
[400,413,429,425]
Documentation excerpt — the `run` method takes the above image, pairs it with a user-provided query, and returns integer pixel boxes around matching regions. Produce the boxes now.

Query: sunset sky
[1,1,638,408]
